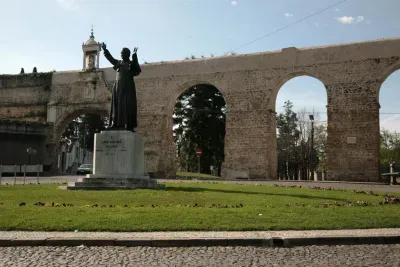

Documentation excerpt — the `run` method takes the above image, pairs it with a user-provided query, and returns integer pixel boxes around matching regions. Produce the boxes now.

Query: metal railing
[0,164,42,185]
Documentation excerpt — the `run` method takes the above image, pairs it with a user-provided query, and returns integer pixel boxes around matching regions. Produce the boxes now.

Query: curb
[0,236,399,247]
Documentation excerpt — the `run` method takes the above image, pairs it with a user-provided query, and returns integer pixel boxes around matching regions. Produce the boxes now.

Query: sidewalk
[1,228,399,247]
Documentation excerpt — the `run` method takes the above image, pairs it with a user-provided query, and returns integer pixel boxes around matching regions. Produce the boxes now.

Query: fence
[0,164,43,185]
[380,164,400,174]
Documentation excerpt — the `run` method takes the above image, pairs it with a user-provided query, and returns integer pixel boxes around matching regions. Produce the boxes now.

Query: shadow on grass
[165,187,348,202]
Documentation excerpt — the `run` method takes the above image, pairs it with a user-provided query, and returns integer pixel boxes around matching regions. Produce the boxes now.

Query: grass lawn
[0,182,399,232]
[175,172,221,179]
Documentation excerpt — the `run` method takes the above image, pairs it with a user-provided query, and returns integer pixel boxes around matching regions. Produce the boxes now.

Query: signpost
[196,149,202,179]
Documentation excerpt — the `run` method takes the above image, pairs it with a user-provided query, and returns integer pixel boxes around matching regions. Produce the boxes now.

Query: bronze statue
[101,42,141,132]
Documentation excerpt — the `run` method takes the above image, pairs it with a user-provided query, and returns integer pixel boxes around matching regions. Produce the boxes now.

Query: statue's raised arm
[130,47,141,76]
[102,42,118,66]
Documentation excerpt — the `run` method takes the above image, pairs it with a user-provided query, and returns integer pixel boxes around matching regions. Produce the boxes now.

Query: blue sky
[1,0,400,130]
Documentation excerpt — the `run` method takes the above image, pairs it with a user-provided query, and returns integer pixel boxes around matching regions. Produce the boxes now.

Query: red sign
[195,149,202,156]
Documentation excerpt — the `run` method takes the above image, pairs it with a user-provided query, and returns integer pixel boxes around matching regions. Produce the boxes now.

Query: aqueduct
[1,37,400,181]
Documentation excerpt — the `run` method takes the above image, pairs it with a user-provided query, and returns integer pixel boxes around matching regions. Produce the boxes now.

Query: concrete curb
[0,236,399,247]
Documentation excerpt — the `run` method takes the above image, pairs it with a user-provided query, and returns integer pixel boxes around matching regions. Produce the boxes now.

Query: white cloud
[381,114,400,132]
[335,16,355,24]
[334,8,340,12]
[355,16,364,23]
[231,1,238,6]
[335,15,366,24]
[284,13,294,17]
[56,0,79,11]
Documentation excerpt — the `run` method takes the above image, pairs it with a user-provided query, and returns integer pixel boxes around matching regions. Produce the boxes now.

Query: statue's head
[121,48,131,60]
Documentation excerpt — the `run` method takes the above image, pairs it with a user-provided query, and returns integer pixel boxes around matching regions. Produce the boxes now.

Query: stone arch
[378,62,400,171]
[377,60,400,99]
[163,80,228,176]
[165,80,228,118]
[269,71,328,110]
[162,80,229,140]
[45,106,109,173]
[52,107,109,144]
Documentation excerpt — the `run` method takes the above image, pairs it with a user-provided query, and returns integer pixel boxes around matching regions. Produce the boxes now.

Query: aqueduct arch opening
[172,82,227,176]
[49,108,109,172]
[378,66,400,173]
[273,74,328,180]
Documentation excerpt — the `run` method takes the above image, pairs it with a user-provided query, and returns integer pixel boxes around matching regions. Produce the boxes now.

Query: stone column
[326,81,380,182]
[96,48,100,69]
[83,52,86,70]
[222,109,271,179]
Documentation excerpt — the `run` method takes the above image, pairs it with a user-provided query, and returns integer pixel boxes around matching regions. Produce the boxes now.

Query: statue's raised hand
[133,47,138,54]
[101,42,107,50]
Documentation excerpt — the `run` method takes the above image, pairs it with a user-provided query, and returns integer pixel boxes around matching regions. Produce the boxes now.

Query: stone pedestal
[67,130,165,190]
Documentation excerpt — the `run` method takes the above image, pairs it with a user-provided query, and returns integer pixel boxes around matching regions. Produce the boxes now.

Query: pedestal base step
[66,177,165,190]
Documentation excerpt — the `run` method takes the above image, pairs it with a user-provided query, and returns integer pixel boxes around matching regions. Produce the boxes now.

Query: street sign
[195,149,202,157]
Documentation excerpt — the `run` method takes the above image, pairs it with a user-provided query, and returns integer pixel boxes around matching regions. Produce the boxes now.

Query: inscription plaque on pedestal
[93,130,145,177]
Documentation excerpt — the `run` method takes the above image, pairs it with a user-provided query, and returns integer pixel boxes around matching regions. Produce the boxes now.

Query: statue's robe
[103,49,141,131]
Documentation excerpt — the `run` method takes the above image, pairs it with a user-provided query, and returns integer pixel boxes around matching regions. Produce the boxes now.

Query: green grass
[175,172,221,179]
[0,182,399,232]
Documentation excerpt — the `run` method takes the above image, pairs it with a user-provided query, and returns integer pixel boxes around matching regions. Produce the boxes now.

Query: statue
[33,67,37,73]
[101,42,141,132]
[20,68,24,74]
[88,54,95,70]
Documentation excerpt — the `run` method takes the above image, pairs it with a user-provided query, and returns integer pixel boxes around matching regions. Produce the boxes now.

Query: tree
[173,84,226,175]
[380,128,400,165]
[276,101,301,179]
[314,124,327,172]
[61,114,108,151]
[276,103,325,180]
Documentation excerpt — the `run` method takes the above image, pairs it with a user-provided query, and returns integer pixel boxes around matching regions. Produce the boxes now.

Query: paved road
[0,245,399,267]
[1,175,399,193]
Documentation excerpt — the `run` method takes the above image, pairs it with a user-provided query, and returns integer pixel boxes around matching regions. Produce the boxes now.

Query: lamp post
[26,147,36,165]
[82,124,88,163]
[309,115,314,181]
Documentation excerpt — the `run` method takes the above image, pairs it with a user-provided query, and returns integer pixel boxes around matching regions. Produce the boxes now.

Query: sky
[1,0,400,130]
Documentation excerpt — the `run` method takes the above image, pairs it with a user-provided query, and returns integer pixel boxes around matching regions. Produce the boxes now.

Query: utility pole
[83,124,87,163]
[309,115,315,181]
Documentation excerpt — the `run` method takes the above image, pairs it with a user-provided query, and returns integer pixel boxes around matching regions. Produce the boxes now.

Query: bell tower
[82,26,101,71]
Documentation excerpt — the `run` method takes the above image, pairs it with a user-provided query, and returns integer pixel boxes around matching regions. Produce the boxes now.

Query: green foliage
[314,124,327,171]
[173,84,226,175]
[276,101,301,179]
[380,128,400,164]
[276,101,324,179]
[61,114,108,151]
[0,183,398,231]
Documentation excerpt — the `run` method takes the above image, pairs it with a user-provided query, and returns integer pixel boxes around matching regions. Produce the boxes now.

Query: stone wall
[1,38,400,181]
[0,73,52,123]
